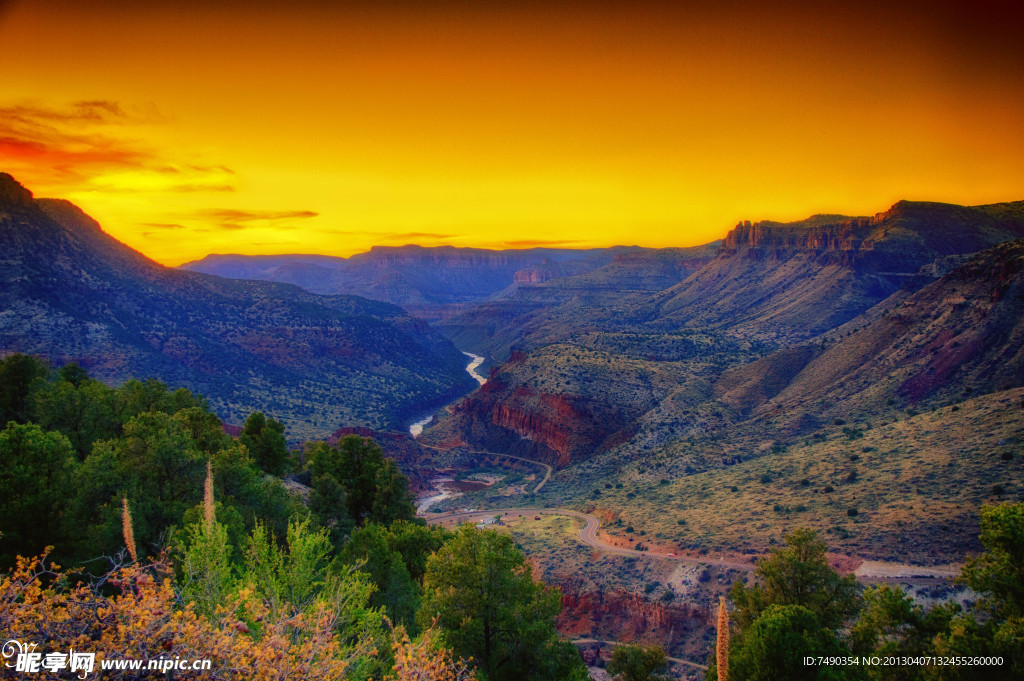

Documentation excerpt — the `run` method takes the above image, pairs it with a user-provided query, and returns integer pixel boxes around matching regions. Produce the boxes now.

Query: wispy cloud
[0,100,152,179]
[0,134,149,177]
[386,231,456,240]
[317,229,456,240]
[162,183,236,193]
[0,99,235,193]
[1,100,161,126]
[153,163,235,176]
[198,209,320,222]
[191,208,320,231]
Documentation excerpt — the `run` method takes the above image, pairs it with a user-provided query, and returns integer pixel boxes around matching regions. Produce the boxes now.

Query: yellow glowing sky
[1,1,1022,265]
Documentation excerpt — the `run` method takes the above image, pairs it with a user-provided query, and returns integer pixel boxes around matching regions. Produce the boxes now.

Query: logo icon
[3,640,95,678]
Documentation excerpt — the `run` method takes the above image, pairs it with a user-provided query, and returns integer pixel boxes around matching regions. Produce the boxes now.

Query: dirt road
[418,445,553,494]
[489,453,553,493]
[425,507,961,580]
[426,507,754,570]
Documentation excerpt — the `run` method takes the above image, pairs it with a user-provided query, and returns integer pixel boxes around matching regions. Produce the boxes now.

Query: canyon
[6,174,1023,670]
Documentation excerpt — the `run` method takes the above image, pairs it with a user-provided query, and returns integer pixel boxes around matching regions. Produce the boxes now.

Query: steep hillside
[438,201,1024,361]
[427,234,1024,490]
[651,201,1024,342]
[565,388,1024,563]
[714,238,1024,430]
[0,174,476,439]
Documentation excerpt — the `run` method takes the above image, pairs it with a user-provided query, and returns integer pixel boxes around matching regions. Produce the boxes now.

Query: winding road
[413,353,959,582]
[424,507,961,580]
[416,446,553,496]
[425,507,754,570]
[479,452,552,493]
[414,451,552,513]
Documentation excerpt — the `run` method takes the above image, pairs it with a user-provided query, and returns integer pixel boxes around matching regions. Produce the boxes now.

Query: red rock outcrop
[719,200,1024,273]
[557,588,710,655]
[449,379,630,468]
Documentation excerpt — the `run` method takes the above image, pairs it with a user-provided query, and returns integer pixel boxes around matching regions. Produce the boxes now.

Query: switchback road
[417,446,553,494]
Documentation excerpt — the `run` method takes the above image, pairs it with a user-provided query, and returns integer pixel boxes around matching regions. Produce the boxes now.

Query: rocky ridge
[0,173,476,440]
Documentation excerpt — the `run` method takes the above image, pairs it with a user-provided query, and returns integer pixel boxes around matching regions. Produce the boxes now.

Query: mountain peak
[0,173,34,207]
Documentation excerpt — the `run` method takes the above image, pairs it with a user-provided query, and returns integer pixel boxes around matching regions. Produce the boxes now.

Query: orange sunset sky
[1,0,1022,265]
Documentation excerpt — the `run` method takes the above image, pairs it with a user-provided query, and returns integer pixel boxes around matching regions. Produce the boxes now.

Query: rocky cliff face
[719,201,1024,273]
[720,213,871,254]
[432,343,687,467]
[651,201,1024,343]
[557,588,711,660]
[759,238,1024,418]
[449,381,618,467]
[514,260,576,284]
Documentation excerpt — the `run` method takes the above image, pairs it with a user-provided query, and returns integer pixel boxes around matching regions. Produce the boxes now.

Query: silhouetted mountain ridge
[0,173,476,439]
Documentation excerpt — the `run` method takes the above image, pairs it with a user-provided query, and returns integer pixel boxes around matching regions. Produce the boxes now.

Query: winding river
[463,351,487,385]
[409,351,487,437]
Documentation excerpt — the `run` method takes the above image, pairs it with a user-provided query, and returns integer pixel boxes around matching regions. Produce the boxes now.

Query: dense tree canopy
[341,520,450,633]
[0,422,78,564]
[710,529,862,681]
[0,355,590,679]
[931,502,1024,680]
[728,605,854,681]
[419,524,588,681]
[0,353,48,425]
[0,357,314,568]
[850,585,959,680]
[307,435,416,546]
[240,411,290,476]
[710,509,1024,681]
[607,643,669,681]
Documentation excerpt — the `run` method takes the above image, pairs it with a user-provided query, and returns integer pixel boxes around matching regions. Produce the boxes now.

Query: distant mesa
[180,245,633,321]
